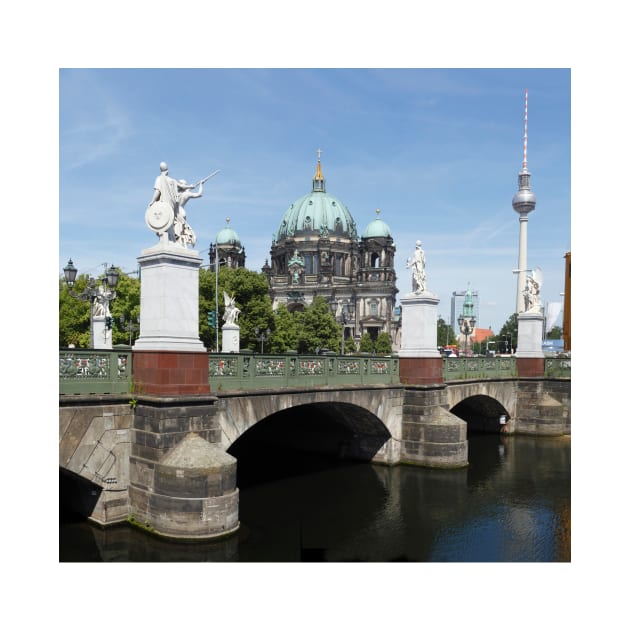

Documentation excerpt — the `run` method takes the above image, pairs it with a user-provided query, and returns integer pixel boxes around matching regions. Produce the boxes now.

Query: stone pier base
[129,397,240,540]
[401,386,468,468]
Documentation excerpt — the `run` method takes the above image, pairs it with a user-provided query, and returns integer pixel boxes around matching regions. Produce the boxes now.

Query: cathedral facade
[262,154,400,348]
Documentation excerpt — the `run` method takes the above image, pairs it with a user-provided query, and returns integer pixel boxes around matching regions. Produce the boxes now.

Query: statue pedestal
[398,292,441,358]
[92,315,112,349]
[221,324,240,353]
[134,243,206,352]
[515,311,544,358]
[515,310,544,377]
[398,291,443,385]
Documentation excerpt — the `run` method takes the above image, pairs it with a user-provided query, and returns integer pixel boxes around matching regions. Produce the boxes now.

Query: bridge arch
[444,381,518,433]
[215,387,404,465]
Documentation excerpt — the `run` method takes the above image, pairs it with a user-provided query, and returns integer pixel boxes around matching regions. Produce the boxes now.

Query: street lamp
[255,327,270,354]
[457,313,476,356]
[63,259,119,348]
[119,314,140,346]
[208,243,228,352]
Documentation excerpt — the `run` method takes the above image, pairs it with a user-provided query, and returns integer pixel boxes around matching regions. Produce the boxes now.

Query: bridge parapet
[209,353,400,391]
[59,350,569,394]
[59,348,132,395]
[442,356,517,381]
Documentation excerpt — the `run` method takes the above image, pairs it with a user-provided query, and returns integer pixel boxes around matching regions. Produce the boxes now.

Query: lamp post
[119,314,139,346]
[63,259,119,348]
[209,243,229,352]
[255,327,270,354]
[457,313,476,357]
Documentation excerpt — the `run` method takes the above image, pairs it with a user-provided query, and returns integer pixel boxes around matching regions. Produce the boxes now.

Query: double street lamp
[255,327,270,354]
[63,259,119,348]
[457,313,476,357]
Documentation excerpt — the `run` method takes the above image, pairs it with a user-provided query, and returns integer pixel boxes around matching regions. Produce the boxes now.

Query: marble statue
[223,292,241,325]
[406,240,427,294]
[92,285,112,318]
[523,271,542,313]
[145,162,219,247]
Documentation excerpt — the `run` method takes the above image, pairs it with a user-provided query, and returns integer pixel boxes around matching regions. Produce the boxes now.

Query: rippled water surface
[60,434,570,562]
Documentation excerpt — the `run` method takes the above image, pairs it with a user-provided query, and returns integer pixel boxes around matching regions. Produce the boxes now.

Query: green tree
[359,332,374,353]
[489,312,518,353]
[199,266,274,351]
[343,334,357,354]
[296,296,341,353]
[59,268,140,347]
[547,326,562,340]
[59,275,91,347]
[269,304,301,353]
[109,272,140,345]
[437,316,453,347]
[374,332,392,355]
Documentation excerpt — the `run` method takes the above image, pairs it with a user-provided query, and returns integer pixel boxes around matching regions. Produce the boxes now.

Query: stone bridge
[60,375,569,538]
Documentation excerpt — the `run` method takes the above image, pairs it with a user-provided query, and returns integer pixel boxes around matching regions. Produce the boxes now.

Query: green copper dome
[216,219,241,247]
[276,156,358,241]
[362,209,392,239]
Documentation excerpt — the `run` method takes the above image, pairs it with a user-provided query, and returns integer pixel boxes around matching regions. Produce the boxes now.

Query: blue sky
[59,68,570,331]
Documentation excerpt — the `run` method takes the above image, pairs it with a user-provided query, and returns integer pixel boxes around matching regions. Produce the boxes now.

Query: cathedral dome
[275,154,358,241]
[216,219,241,247]
[362,209,392,239]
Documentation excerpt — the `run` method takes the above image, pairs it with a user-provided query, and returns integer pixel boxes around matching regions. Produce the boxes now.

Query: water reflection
[60,434,570,562]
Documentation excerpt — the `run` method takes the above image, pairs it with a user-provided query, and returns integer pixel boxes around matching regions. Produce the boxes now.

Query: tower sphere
[512,186,537,214]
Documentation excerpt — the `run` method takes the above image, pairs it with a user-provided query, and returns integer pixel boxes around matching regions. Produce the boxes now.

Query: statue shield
[145,201,174,233]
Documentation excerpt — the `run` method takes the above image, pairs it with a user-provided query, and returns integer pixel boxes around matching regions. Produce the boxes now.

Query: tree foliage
[343,333,357,354]
[296,296,341,353]
[489,312,518,353]
[374,332,393,355]
[268,304,300,353]
[437,316,454,347]
[59,268,140,347]
[199,266,275,351]
[359,332,374,353]
[59,275,91,347]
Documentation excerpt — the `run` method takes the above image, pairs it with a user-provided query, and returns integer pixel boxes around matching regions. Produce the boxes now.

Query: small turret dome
[362,208,392,239]
[216,218,241,247]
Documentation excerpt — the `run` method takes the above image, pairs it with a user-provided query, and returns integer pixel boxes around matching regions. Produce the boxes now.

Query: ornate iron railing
[59,350,569,395]
[442,356,518,380]
[209,353,400,390]
[59,349,132,395]
[544,357,571,377]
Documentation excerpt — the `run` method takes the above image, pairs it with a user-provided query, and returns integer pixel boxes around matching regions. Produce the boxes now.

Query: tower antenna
[523,88,529,171]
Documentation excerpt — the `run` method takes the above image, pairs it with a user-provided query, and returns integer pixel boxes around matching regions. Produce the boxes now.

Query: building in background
[263,153,400,347]
[209,218,246,269]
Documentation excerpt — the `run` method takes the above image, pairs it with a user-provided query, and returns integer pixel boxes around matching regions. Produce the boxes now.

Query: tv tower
[512,88,537,314]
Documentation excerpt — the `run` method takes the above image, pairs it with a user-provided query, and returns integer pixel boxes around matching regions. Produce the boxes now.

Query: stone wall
[514,379,571,436]
[59,397,132,525]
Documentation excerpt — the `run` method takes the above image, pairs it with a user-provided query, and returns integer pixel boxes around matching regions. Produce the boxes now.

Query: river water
[59,434,570,562]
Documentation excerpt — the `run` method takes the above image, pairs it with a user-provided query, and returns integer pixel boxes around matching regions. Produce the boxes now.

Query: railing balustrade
[209,353,400,390]
[59,348,132,395]
[59,350,569,395]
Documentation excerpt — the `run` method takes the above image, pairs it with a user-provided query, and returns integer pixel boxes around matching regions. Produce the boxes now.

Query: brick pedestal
[516,357,545,377]
[399,357,444,385]
[132,350,210,396]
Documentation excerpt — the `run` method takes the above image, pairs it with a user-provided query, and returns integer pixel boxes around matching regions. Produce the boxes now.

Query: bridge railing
[544,357,571,377]
[59,348,132,395]
[442,356,518,380]
[209,352,400,391]
[59,350,569,395]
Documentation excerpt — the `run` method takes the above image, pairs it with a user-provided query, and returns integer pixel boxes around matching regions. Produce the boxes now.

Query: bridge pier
[129,396,239,539]
[401,385,468,468]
